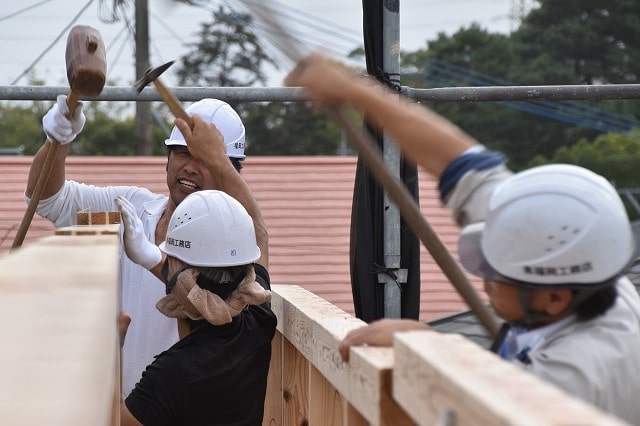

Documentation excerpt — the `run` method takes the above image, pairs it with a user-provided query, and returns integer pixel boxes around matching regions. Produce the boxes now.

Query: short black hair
[574,285,617,321]
[195,264,248,300]
[186,264,249,331]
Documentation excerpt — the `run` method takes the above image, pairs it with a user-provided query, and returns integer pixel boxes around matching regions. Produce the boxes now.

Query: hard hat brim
[458,221,522,286]
[159,241,261,267]
[164,139,187,147]
[164,138,246,159]
[457,221,625,290]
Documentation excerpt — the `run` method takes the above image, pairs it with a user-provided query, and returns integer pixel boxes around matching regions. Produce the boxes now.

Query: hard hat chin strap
[515,288,551,327]
[161,259,190,295]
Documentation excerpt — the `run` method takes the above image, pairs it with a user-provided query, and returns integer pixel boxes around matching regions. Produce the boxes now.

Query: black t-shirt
[125,265,277,425]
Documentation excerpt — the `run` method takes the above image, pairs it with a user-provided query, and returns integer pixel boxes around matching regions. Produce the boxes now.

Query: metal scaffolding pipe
[2,84,640,103]
[403,84,640,102]
[0,86,307,102]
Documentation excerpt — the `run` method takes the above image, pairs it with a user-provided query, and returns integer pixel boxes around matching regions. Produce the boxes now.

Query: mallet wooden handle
[330,106,501,337]
[152,79,194,129]
[11,96,80,250]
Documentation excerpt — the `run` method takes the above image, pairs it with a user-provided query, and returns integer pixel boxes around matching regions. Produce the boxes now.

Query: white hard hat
[159,190,260,267]
[165,98,246,159]
[458,164,635,288]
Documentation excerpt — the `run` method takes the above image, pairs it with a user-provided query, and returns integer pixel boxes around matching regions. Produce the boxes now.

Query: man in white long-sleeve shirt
[26,97,268,396]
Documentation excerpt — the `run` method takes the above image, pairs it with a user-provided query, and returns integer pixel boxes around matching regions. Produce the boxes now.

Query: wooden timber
[0,224,628,425]
[0,228,120,425]
[267,284,628,426]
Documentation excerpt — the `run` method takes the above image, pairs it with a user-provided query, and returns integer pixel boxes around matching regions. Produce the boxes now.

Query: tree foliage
[73,104,168,156]
[241,102,347,156]
[176,6,275,88]
[173,5,348,155]
[401,0,640,172]
[515,0,640,85]
[4,0,640,163]
[529,131,640,187]
[0,102,47,155]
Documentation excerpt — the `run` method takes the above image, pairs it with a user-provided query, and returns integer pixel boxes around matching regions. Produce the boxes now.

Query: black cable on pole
[106,24,132,81]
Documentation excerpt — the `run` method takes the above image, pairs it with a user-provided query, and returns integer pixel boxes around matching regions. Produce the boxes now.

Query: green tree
[174,5,346,155]
[528,130,640,219]
[531,131,640,188]
[0,102,47,155]
[515,0,640,85]
[176,6,276,87]
[401,0,640,170]
[242,102,345,156]
[73,101,170,156]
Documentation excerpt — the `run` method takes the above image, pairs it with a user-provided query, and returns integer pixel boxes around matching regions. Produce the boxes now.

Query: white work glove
[115,196,162,270]
[42,94,86,144]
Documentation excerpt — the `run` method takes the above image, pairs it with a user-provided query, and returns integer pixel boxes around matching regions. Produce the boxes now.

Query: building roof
[1,155,486,322]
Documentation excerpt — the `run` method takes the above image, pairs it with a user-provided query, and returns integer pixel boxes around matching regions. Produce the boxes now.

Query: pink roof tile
[0,156,485,320]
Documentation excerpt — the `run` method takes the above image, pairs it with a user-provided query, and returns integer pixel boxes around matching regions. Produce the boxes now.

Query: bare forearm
[208,158,269,268]
[346,80,479,178]
[286,53,480,178]
[26,141,69,199]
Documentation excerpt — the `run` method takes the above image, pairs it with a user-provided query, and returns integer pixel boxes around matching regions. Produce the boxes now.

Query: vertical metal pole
[380,0,404,318]
[135,0,152,155]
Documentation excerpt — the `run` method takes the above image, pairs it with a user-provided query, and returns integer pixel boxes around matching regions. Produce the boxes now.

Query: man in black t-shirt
[116,190,276,426]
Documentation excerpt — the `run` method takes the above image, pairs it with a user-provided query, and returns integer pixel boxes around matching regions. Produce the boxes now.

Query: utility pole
[135,0,152,155]
[510,0,536,32]
[380,2,405,318]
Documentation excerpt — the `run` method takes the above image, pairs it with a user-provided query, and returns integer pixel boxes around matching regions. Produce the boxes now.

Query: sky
[0,0,517,89]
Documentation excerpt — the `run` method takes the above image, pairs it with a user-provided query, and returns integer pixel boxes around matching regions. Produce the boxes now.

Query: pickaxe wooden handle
[237,0,500,337]
[330,107,501,337]
[11,26,106,250]
[152,79,192,128]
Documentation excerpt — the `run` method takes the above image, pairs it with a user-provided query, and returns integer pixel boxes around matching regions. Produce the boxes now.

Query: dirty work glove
[115,195,162,270]
[42,94,85,144]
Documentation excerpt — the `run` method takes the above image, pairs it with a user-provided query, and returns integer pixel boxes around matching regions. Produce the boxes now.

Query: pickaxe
[12,25,107,249]
[134,60,193,129]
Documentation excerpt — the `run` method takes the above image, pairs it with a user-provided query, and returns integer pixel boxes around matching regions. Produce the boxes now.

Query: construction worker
[284,53,640,423]
[117,190,275,425]
[27,97,267,397]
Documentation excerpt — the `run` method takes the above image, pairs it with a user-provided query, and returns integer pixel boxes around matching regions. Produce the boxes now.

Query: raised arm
[285,53,479,178]
[174,115,269,269]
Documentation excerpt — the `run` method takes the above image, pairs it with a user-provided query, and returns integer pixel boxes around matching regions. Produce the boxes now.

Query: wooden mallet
[12,25,107,249]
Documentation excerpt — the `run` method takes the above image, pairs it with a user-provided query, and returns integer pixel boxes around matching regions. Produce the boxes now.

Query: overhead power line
[403,57,640,136]
[0,0,54,23]
[10,0,96,85]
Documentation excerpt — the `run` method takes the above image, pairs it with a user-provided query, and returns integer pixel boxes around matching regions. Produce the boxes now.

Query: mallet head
[65,25,107,97]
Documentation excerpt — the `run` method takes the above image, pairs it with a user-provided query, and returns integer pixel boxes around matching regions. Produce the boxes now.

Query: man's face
[484,279,568,325]
[166,147,217,208]
[484,279,526,322]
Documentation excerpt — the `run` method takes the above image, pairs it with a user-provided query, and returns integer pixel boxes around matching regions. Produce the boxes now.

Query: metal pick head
[133,60,175,93]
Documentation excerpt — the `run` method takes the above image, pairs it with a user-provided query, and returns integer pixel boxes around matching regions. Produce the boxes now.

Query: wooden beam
[0,233,120,425]
[270,285,414,426]
[263,332,283,425]
[393,331,627,426]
